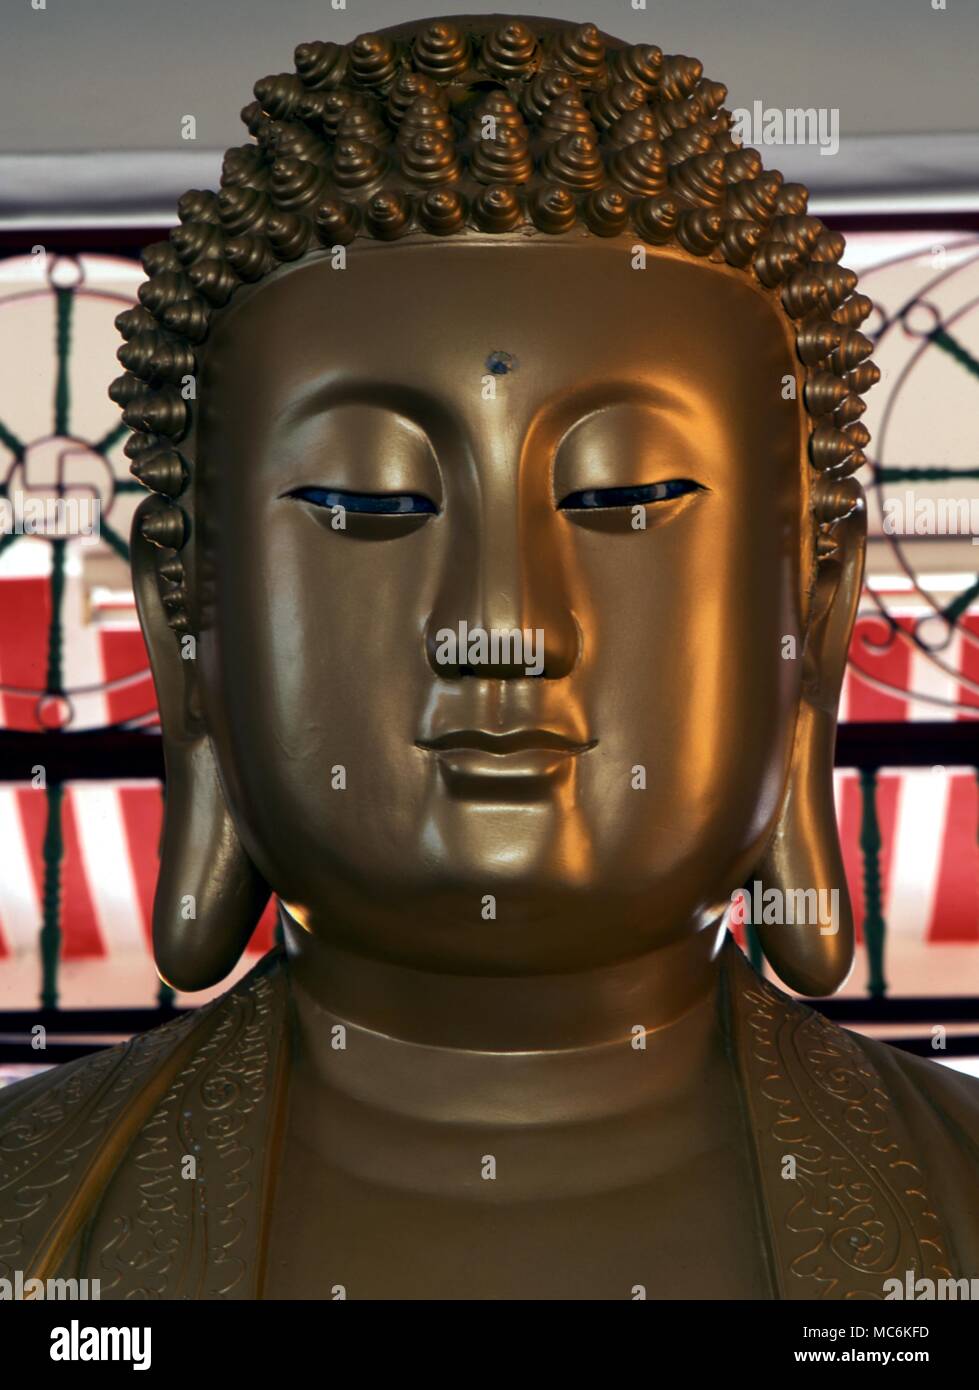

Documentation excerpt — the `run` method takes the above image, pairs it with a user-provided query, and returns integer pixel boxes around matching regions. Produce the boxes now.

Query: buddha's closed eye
[557,479,703,510]
[287,485,439,515]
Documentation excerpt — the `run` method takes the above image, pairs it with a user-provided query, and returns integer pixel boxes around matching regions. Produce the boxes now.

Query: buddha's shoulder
[726,943,979,1159]
[794,1007,979,1258]
[0,949,288,1124]
[0,949,289,1276]
[796,995,979,1147]
[845,1021,979,1148]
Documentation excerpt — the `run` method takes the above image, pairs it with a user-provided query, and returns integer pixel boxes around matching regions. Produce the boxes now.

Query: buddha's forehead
[200,239,798,442]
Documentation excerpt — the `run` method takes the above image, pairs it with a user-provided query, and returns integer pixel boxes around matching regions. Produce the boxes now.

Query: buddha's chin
[419,788,598,889]
[427,746,582,802]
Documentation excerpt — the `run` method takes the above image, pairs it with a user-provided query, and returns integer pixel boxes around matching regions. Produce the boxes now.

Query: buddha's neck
[281,910,730,1126]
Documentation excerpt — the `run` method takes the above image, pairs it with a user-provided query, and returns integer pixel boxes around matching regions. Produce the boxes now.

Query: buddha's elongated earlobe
[131,495,270,991]
[754,477,866,996]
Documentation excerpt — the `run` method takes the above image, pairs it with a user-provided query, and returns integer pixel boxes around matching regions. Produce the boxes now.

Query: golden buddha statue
[1,14,977,1301]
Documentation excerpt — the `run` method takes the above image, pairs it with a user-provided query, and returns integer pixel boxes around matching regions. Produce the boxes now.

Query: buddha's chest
[263,1138,772,1300]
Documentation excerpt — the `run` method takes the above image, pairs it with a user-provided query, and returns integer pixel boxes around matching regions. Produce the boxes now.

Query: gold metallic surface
[1,14,977,1300]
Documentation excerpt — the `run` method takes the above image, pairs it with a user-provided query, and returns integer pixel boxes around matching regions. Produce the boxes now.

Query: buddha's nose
[424,498,580,679]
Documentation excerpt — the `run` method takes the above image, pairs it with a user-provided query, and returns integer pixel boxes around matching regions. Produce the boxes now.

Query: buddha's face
[192,240,805,973]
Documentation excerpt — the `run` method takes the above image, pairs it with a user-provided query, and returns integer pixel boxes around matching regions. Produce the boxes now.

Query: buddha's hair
[110,15,878,635]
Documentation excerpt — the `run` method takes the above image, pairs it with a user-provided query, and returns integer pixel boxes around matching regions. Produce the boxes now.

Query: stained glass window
[0,251,275,1023]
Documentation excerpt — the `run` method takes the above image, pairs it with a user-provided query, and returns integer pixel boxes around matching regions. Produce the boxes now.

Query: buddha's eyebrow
[270,380,452,440]
[546,380,698,442]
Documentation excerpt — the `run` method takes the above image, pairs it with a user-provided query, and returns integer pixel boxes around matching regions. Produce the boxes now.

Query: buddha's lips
[416,729,596,755]
[416,729,596,793]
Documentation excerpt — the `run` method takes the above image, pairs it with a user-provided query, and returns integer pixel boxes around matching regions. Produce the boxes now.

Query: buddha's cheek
[199,529,439,899]
[566,497,799,903]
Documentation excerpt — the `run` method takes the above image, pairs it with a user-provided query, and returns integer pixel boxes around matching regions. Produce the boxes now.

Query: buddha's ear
[753,477,866,997]
[131,495,270,992]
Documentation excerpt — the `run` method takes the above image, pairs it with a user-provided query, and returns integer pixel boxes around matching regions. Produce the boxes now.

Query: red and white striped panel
[0,557,277,977]
[838,608,979,948]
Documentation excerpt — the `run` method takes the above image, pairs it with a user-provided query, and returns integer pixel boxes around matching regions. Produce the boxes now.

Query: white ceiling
[3,0,977,154]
